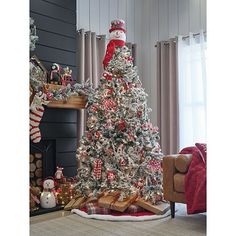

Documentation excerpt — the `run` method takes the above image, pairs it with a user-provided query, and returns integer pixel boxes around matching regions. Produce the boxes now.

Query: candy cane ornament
[93,159,103,180]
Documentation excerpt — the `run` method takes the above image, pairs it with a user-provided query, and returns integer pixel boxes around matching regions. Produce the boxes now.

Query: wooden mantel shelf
[47,95,87,109]
[42,84,87,110]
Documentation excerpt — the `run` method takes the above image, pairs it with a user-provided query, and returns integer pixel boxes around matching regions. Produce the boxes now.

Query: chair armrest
[162,154,192,201]
[162,155,178,201]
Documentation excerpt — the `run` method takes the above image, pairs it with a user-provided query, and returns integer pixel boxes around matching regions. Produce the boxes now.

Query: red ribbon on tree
[93,159,103,180]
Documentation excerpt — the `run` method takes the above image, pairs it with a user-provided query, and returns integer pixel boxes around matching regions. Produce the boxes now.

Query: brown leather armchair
[163,154,192,218]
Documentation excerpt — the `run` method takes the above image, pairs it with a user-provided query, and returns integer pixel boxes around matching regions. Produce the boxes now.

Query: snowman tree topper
[103,19,126,69]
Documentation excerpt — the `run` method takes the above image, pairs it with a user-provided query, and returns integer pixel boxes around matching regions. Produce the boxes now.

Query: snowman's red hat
[109,19,126,33]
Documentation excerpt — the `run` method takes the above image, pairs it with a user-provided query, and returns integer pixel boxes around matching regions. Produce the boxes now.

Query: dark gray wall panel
[31,0,76,24]
[57,152,77,167]
[36,29,76,52]
[42,108,77,123]
[40,123,77,138]
[44,0,76,11]
[63,166,77,177]
[30,12,76,38]
[34,45,76,67]
[56,139,78,152]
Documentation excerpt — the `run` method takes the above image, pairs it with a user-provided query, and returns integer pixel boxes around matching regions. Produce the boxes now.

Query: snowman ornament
[40,178,57,208]
[103,19,127,69]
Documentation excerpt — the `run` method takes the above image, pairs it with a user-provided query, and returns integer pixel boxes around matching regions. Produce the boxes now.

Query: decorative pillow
[195,143,207,164]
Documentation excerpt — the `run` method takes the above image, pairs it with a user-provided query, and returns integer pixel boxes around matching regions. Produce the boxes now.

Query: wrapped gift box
[135,198,170,215]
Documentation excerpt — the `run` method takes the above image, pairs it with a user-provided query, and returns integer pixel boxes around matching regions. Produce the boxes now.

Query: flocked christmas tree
[75,20,163,205]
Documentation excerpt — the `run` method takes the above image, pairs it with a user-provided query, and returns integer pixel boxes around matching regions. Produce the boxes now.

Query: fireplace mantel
[47,95,87,109]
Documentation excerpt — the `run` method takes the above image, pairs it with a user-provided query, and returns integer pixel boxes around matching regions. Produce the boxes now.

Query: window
[178,31,207,149]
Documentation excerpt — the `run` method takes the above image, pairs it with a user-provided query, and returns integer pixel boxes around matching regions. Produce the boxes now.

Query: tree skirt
[71,208,171,222]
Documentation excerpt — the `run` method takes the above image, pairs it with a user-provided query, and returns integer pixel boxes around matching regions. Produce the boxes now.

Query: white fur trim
[71,209,171,222]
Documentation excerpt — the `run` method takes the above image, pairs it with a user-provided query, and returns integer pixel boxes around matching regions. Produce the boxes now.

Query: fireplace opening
[30,140,56,188]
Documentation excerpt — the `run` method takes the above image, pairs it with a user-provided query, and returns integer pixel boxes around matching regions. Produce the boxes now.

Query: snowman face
[110,30,126,42]
[43,179,55,189]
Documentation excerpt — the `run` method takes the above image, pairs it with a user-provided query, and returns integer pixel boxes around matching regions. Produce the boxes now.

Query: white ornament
[40,179,57,208]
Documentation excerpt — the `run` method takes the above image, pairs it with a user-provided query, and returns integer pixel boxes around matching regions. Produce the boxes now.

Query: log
[30,154,34,162]
[30,163,36,172]
[30,172,34,178]
[36,160,42,168]
[36,178,42,187]
[35,153,42,159]
[35,168,42,177]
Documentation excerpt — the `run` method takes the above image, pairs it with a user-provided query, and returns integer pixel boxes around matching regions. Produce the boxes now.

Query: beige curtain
[76,29,106,141]
[156,40,179,155]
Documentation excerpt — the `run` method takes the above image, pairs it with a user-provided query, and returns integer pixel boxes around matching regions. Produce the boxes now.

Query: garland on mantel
[30,63,94,143]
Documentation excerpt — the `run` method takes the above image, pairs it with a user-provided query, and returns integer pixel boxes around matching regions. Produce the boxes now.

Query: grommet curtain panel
[178,31,207,149]
[76,29,106,141]
[156,40,179,155]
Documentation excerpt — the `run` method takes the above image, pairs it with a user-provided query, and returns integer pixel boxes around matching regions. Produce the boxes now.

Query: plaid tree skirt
[85,203,146,215]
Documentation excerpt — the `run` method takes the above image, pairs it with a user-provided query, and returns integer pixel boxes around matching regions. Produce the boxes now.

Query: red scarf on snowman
[103,39,126,69]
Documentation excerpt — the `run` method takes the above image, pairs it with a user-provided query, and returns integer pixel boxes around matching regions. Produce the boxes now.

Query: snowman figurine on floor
[103,19,127,69]
[40,177,57,208]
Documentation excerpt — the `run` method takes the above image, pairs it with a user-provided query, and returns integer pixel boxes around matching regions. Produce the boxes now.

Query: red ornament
[102,72,112,81]
[93,159,103,180]
[107,171,115,183]
[90,105,98,112]
[147,159,162,173]
[137,111,142,117]
[128,131,135,141]
[94,131,101,139]
[118,119,126,131]
[119,158,126,167]
[46,92,53,100]
[128,56,133,61]
[86,132,92,140]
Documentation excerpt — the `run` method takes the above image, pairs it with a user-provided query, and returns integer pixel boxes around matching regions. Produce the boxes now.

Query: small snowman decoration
[40,178,57,208]
[103,19,127,68]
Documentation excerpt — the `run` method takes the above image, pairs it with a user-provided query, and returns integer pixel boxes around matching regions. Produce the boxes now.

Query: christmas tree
[75,19,163,206]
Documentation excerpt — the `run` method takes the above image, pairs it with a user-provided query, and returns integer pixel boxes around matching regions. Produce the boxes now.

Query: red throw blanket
[180,144,206,214]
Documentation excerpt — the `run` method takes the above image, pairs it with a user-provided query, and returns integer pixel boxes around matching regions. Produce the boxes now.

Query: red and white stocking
[30,105,44,143]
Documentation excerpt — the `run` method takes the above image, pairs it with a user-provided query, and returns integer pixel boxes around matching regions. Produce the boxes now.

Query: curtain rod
[154,31,207,47]
[77,29,106,39]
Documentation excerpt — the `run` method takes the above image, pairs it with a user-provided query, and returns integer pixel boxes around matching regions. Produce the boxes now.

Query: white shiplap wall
[76,0,206,125]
